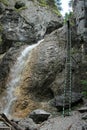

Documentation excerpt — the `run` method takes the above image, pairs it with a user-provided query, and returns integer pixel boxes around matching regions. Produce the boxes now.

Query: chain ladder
[63,20,72,116]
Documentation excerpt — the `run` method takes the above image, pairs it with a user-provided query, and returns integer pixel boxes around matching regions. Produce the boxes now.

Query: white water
[0,39,44,117]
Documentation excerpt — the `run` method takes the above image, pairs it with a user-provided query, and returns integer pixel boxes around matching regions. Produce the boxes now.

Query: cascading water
[0,39,44,118]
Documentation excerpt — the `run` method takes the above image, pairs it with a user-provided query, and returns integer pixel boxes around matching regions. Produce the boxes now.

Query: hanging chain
[63,20,72,116]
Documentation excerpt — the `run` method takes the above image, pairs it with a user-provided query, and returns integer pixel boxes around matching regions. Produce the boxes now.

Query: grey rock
[0,10,37,50]
[29,109,50,124]
[52,92,83,110]
[20,0,63,38]
[0,2,5,14]
[18,117,37,130]
[78,107,87,113]
[0,0,63,53]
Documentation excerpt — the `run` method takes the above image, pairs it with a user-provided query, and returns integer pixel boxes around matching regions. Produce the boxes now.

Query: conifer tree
[55,0,62,11]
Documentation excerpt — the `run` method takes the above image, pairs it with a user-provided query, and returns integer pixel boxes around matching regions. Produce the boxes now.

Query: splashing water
[0,39,44,118]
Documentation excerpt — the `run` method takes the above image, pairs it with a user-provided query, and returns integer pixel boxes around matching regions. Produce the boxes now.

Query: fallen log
[0,113,24,130]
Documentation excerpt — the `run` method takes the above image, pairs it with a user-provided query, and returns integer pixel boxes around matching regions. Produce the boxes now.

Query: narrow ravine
[0,39,44,118]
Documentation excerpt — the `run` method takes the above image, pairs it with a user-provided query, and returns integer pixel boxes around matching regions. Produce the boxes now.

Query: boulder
[18,117,37,130]
[29,109,50,124]
[78,107,87,113]
[52,92,83,110]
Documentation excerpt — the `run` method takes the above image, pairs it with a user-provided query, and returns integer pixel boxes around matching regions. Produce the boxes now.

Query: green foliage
[38,0,47,7]
[0,0,9,6]
[15,6,27,12]
[71,48,80,54]
[81,80,87,98]
[52,9,61,16]
[64,11,75,26]
[81,80,87,85]
[37,0,61,16]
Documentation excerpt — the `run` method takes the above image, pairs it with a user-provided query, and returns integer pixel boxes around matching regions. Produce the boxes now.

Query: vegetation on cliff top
[37,0,61,16]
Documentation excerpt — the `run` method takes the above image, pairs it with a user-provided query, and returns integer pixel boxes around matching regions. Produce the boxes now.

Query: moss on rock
[37,0,61,16]
[0,0,9,6]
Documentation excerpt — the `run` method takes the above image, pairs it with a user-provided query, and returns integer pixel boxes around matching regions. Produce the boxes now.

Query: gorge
[0,0,87,130]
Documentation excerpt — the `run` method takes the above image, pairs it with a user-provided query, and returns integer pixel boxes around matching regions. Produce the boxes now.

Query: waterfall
[0,39,44,117]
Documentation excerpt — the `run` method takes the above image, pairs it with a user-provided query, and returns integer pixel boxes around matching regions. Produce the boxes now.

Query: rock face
[20,0,63,37]
[0,10,41,52]
[73,0,87,41]
[0,0,64,118]
[52,92,83,111]
[29,109,50,123]
[0,0,63,53]
[9,27,66,117]
[17,27,65,98]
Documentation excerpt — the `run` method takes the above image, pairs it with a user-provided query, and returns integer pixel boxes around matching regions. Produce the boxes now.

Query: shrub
[37,0,61,16]
[81,80,87,98]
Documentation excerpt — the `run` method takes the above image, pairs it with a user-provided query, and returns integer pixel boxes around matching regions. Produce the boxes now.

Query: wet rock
[52,92,83,110]
[18,117,37,130]
[78,107,87,113]
[0,2,5,14]
[0,46,24,93]
[15,1,25,9]
[29,109,51,124]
